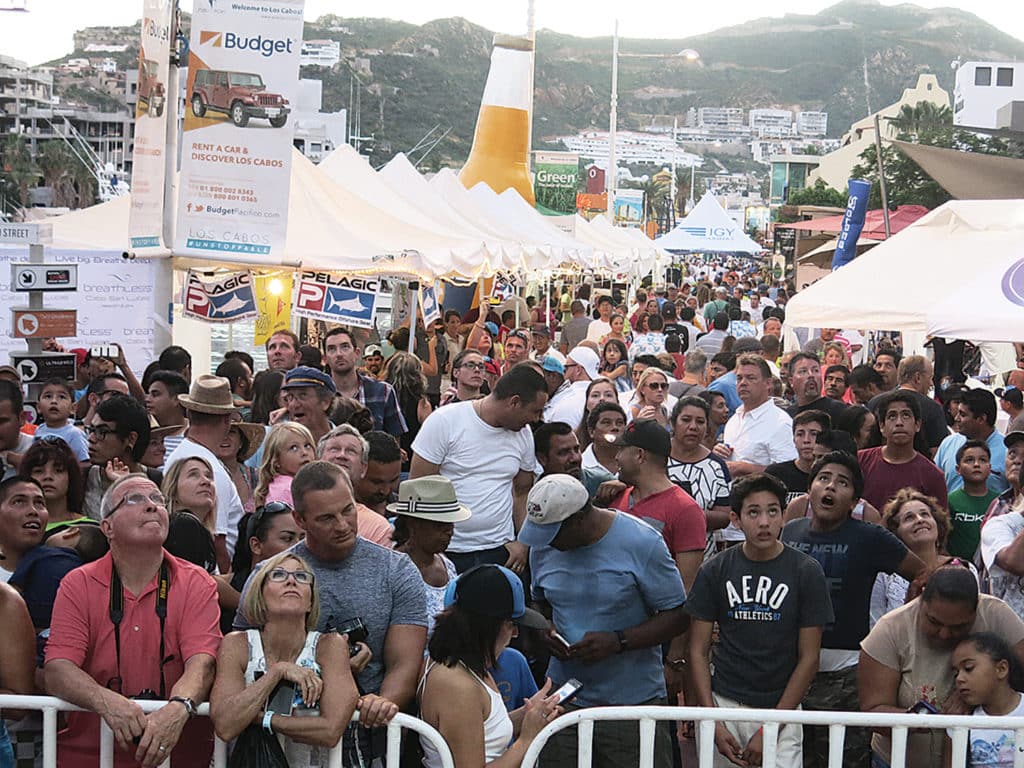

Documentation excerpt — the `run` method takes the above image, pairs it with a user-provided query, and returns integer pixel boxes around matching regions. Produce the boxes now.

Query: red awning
[777,204,929,239]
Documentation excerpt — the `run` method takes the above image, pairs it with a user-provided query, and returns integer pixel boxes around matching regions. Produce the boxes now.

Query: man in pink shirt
[45,473,221,768]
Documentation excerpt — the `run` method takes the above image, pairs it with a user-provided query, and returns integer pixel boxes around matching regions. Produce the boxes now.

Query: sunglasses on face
[647,382,669,390]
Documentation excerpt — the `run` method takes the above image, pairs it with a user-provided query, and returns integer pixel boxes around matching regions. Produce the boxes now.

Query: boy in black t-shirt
[687,474,833,768]
[766,410,830,504]
[781,451,924,768]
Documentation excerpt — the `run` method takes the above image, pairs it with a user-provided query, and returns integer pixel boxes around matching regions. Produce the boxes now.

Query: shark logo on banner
[420,284,440,325]
[832,179,872,270]
[292,271,379,328]
[183,269,258,323]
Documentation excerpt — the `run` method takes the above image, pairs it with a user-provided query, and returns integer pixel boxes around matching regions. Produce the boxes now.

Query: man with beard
[786,353,848,424]
[533,422,614,498]
[352,431,402,519]
[324,327,406,436]
[362,344,385,378]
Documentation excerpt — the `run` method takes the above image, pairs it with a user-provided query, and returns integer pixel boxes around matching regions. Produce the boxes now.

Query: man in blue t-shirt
[519,474,686,768]
[782,451,924,768]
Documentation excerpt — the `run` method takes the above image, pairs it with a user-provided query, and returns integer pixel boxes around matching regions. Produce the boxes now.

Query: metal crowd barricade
[0,695,455,768]
[519,705,1024,768]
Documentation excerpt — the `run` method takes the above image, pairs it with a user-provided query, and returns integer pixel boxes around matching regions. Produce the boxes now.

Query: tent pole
[407,281,419,354]
[873,113,892,239]
[155,0,181,356]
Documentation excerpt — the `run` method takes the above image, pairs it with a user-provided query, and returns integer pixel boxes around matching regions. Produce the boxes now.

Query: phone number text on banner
[291,272,379,328]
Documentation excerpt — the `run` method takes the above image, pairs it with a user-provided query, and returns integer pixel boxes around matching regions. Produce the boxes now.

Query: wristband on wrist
[262,710,275,734]
[615,629,628,654]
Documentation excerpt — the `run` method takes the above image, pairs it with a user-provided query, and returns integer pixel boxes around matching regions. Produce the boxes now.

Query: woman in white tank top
[210,551,360,764]
[418,564,563,768]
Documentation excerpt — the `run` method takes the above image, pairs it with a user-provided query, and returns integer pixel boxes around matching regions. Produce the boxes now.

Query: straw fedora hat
[177,375,237,414]
[230,422,266,463]
[386,475,472,523]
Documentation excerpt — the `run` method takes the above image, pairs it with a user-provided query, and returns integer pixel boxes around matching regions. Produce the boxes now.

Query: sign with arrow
[10,352,76,383]
[11,309,77,339]
[11,264,78,292]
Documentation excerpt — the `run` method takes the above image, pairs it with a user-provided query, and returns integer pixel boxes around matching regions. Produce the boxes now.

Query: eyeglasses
[84,425,117,440]
[646,382,669,390]
[108,492,167,515]
[267,568,313,585]
[458,362,485,371]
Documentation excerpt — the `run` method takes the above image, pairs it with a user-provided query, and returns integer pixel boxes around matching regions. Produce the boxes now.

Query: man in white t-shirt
[714,354,796,478]
[545,346,601,428]
[165,375,245,566]
[585,295,615,342]
[410,365,547,574]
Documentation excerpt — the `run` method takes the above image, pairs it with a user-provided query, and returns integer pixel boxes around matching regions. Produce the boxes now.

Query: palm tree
[1,135,38,211]
[889,102,952,139]
[638,176,670,226]
[37,141,76,208]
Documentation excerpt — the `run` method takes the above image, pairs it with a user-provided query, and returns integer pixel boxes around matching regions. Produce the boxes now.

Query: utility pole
[607,20,619,223]
[873,113,891,238]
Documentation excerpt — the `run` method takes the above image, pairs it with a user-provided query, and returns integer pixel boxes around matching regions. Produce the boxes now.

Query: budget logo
[1001,257,1024,308]
[199,31,295,57]
[199,30,224,47]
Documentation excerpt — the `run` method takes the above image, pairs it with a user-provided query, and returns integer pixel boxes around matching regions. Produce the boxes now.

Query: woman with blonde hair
[161,455,222,572]
[629,367,672,429]
[869,488,973,627]
[211,551,358,766]
[384,351,433,473]
[254,422,316,508]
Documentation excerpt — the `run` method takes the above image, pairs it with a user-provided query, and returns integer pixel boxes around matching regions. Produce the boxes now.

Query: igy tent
[656,192,764,254]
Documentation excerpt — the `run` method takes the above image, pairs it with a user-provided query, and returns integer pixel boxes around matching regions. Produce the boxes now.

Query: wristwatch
[615,630,628,654]
[169,696,197,718]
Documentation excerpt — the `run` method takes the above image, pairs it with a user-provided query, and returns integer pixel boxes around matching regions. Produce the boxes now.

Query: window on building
[975,67,992,86]
[997,68,1014,87]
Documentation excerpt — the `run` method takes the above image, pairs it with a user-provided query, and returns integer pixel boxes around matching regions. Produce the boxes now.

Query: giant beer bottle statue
[459,34,535,205]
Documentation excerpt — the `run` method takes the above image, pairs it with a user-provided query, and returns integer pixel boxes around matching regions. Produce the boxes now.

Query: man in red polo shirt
[46,473,221,768]
[610,419,706,593]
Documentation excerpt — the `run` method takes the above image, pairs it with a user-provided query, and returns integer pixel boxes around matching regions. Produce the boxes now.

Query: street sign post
[0,222,52,245]
[11,309,77,339]
[10,352,77,383]
[11,264,78,292]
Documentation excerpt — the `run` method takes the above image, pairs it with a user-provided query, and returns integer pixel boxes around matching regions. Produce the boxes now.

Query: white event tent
[656,192,764,255]
[785,199,1024,343]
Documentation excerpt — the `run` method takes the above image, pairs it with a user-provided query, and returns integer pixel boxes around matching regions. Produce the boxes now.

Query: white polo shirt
[722,398,797,467]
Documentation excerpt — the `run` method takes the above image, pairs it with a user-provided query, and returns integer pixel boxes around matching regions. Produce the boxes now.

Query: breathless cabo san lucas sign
[175,0,305,257]
[291,272,380,329]
[128,0,174,249]
[182,269,258,323]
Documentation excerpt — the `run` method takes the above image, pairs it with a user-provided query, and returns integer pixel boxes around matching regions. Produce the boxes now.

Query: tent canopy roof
[777,205,928,239]
[655,193,764,254]
[890,140,1024,200]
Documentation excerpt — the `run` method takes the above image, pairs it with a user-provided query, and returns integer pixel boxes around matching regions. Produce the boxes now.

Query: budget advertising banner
[129,0,174,249]
[175,0,305,257]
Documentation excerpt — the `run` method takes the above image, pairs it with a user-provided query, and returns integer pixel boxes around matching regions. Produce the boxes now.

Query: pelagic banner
[182,269,258,323]
[175,0,304,257]
[832,179,871,270]
[533,151,579,216]
[292,272,379,329]
[128,0,173,249]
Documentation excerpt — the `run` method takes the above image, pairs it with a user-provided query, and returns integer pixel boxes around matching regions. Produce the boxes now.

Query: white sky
[1,0,1022,66]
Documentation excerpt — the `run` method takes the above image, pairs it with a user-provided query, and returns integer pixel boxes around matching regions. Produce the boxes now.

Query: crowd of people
[0,260,1023,768]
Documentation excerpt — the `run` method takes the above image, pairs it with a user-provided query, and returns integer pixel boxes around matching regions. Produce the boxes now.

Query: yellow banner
[253,274,293,346]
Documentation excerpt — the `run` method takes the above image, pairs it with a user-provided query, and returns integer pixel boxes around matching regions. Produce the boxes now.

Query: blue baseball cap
[541,356,565,376]
[484,321,499,336]
[281,365,337,395]
[442,565,548,629]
